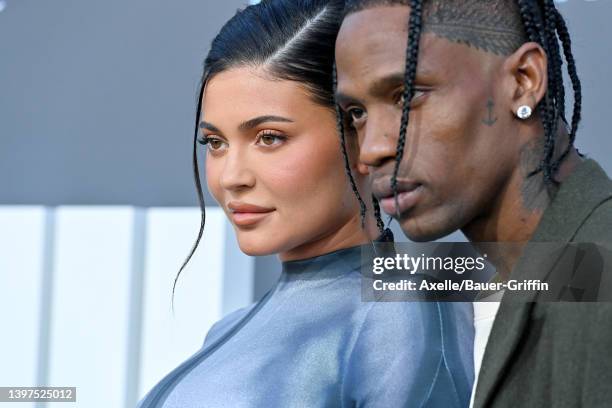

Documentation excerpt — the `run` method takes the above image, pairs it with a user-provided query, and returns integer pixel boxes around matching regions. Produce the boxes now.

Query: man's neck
[461,129,582,277]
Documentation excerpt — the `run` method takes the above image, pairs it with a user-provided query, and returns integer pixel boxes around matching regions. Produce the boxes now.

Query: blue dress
[137,240,474,407]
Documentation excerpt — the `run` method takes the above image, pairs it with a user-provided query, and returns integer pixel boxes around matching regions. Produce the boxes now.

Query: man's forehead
[336,6,409,82]
[339,0,525,58]
[335,2,510,96]
[337,5,409,44]
[336,16,446,91]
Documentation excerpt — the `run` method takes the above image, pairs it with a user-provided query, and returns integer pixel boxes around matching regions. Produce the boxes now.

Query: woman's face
[202,67,367,260]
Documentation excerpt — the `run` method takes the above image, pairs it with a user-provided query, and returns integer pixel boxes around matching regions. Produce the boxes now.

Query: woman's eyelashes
[200,136,229,153]
[198,130,288,154]
[255,130,287,148]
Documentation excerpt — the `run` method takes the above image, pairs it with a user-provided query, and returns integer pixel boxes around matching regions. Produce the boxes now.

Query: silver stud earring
[516,105,532,120]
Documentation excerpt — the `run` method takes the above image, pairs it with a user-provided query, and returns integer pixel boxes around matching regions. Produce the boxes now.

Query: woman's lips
[227,201,275,227]
[230,210,274,226]
[379,185,423,216]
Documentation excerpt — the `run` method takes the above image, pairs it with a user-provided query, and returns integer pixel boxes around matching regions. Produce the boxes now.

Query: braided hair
[333,64,367,226]
[341,0,582,209]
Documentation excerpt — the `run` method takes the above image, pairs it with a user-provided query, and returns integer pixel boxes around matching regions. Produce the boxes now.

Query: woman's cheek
[205,159,224,206]
[263,150,318,193]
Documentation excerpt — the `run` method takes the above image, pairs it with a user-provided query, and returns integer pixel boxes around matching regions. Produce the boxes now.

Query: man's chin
[398,216,453,242]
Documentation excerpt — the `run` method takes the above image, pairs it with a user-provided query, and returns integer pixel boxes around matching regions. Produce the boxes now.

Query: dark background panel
[0,0,243,206]
[1,0,610,206]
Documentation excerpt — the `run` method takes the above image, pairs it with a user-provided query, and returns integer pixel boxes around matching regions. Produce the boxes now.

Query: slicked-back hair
[175,0,383,304]
[341,0,582,217]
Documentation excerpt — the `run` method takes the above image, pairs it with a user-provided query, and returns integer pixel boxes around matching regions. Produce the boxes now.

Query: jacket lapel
[473,159,612,407]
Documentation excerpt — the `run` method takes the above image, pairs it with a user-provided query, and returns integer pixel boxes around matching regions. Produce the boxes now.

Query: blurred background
[1,0,611,407]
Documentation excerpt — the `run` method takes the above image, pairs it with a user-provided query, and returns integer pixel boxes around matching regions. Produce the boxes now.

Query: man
[334,0,612,407]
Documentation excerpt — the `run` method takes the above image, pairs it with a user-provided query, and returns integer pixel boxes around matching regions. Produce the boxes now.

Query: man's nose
[358,117,398,168]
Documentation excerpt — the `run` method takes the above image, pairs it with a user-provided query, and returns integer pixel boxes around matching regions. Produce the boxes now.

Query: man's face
[335,6,521,241]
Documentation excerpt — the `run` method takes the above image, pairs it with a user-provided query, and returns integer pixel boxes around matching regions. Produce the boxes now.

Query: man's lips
[227,201,275,227]
[372,178,423,216]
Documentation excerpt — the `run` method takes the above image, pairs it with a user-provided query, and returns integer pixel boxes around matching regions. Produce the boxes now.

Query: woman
[138,0,474,407]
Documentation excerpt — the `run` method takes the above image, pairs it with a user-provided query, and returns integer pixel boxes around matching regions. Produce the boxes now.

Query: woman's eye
[256,132,286,147]
[209,139,224,149]
[201,137,227,151]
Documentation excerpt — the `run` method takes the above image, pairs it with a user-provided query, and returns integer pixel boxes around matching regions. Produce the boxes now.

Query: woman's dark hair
[173,0,383,303]
[342,0,581,217]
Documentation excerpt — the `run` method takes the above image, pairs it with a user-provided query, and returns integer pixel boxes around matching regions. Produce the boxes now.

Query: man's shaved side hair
[345,0,528,56]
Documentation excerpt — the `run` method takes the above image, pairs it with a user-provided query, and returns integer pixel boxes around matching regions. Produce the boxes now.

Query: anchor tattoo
[481,98,497,126]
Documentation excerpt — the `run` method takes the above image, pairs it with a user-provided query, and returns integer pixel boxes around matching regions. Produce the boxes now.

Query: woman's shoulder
[201,302,258,348]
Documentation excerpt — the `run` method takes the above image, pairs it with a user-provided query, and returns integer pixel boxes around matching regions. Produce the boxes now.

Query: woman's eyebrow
[199,115,294,134]
[238,115,293,131]
[199,121,221,132]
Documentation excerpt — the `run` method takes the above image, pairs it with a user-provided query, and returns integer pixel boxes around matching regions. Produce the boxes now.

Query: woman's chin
[236,238,281,257]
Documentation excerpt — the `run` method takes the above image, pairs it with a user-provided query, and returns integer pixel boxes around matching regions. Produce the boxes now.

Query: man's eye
[396,89,426,106]
[347,108,366,126]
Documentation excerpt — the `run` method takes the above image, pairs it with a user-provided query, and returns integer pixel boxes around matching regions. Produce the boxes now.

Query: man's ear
[503,42,548,116]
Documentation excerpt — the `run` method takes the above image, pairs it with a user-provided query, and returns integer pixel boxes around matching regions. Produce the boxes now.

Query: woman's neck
[279,213,380,262]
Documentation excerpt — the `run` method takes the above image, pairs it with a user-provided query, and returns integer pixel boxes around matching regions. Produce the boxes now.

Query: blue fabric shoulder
[340,300,474,407]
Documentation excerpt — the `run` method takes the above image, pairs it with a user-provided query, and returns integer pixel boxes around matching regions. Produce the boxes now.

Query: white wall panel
[138,207,253,400]
[0,206,47,408]
[47,206,135,408]
[222,221,254,316]
[0,205,254,407]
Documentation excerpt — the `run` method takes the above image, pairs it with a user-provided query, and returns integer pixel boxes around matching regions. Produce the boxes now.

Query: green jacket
[473,159,612,408]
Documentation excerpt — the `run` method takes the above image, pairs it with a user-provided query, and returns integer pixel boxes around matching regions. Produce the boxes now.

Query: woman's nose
[219,150,256,191]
